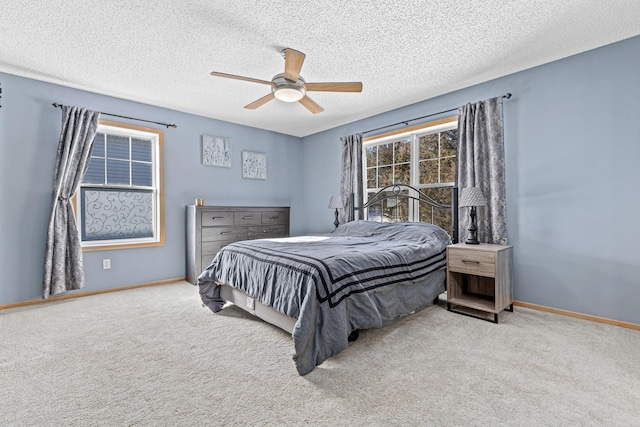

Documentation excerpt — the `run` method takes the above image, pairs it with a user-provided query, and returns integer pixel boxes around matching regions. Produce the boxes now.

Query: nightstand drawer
[448,248,495,277]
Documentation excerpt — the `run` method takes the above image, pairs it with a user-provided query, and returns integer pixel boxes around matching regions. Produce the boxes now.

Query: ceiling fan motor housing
[272,73,306,102]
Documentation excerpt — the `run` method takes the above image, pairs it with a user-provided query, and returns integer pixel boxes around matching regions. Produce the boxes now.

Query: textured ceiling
[2,1,640,137]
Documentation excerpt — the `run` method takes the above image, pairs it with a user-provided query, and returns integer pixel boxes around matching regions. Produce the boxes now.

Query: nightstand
[446,243,514,323]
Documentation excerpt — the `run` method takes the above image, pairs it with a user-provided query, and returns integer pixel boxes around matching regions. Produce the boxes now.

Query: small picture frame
[242,151,267,180]
[202,135,231,168]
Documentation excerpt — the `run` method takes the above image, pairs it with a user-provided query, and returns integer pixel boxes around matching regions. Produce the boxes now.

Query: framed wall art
[242,151,267,180]
[202,135,231,168]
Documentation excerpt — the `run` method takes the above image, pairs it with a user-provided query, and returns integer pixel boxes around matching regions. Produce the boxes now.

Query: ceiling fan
[210,48,363,114]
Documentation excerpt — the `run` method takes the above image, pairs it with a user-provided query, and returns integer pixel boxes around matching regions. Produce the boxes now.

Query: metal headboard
[352,184,458,243]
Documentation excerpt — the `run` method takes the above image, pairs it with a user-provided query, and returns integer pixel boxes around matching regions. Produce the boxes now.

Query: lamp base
[465,206,480,244]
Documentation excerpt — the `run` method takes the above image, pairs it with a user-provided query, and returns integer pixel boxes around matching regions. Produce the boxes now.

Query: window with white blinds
[76,120,164,250]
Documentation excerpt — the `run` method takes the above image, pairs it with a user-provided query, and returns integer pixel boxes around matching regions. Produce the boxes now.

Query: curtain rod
[361,92,511,135]
[52,103,177,129]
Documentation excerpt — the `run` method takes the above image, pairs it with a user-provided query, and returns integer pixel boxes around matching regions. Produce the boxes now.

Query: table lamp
[328,196,344,228]
[459,187,487,245]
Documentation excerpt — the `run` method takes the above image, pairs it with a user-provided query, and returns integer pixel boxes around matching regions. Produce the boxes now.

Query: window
[363,117,457,233]
[76,120,164,251]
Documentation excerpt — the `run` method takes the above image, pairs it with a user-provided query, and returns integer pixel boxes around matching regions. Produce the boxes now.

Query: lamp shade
[328,196,344,209]
[459,187,487,207]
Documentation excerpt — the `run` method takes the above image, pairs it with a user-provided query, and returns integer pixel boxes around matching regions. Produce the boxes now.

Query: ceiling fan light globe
[273,87,305,102]
[271,73,306,103]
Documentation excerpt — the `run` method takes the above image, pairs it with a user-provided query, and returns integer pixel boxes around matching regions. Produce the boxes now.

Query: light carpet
[1,281,638,426]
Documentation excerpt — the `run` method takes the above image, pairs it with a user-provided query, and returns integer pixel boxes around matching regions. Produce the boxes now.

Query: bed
[198,184,458,375]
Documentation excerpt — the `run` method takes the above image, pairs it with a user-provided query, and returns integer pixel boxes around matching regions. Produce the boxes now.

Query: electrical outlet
[246,297,255,310]
[102,259,111,270]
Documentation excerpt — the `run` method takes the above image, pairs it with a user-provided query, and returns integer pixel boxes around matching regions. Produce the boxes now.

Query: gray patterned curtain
[43,106,100,298]
[339,133,363,223]
[457,97,507,244]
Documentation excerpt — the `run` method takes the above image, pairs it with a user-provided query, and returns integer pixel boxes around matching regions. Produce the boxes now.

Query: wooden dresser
[186,205,290,284]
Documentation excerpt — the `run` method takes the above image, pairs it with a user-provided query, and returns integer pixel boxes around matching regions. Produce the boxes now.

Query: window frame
[362,116,457,223]
[75,120,165,251]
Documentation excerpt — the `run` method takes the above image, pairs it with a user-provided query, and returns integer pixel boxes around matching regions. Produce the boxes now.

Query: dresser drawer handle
[268,215,279,219]
[211,216,225,220]
[220,231,232,235]
[262,229,274,233]
[461,259,480,263]
[243,216,255,220]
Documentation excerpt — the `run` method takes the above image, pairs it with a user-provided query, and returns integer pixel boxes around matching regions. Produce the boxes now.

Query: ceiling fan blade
[298,96,324,114]
[305,82,363,92]
[210,71,272,86]
[283,48,305,82]
[244,93,275,110]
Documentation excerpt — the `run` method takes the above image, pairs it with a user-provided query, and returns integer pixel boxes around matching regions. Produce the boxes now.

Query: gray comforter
[198,220,450,375]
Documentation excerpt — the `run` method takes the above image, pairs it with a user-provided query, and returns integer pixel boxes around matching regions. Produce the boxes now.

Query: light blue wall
[301,35,640,325]
[0,72,302,305]
[2,35,639,325]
